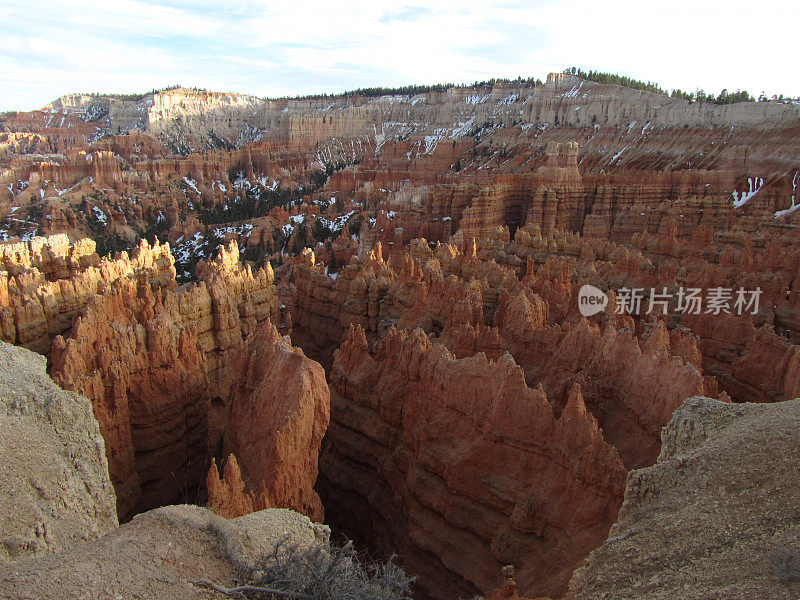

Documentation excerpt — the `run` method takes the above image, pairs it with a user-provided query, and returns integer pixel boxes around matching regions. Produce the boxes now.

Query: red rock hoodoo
[3,74,799,599]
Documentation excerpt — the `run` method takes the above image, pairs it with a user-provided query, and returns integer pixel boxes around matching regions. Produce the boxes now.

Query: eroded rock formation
[321,325,626,599]
[49,241,329,523]
[3,73,800,599]
[0,234,175,354]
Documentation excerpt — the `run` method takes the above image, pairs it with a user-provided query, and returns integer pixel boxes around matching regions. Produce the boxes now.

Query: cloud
[0,0,797,111]
[378,6,431,23]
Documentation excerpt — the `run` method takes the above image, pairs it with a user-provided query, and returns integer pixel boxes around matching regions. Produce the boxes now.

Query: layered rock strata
[50,241,329,523]
[321,325,626,599]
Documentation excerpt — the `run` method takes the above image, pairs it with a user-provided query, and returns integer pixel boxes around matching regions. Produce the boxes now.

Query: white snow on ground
[775,172,800,218]
[323,264,340,281]
[373,124,387,154]
[55,177,91,196]
[732,176,764,209]
[424,135,439,154]
[562,82,583,98]
[466,93,491,104]
[182,177,200,194]
[171,222,256,278]
[774,203,800,218]
[256,175,276,190]
[92,206,107,225]
[172,232,204,266]
[421,117,477,155]
[211,222,253,239]
[610,147,627,162]
[233,171,248,190]
[282,214,306,236]
[318,210,355,232]
[641,121,653,135]
[627,121,638,134]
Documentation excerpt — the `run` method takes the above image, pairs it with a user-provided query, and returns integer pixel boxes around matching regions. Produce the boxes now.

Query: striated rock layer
[321,325,626,599]
[50,241,329,522]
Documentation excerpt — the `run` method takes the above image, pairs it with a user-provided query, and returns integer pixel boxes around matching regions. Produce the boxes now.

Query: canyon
[2,72,800,599]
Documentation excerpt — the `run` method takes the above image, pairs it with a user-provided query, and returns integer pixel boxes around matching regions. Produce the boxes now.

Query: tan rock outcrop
[0,340,117,565]
[570,396,800,600]
[0,504,328,600]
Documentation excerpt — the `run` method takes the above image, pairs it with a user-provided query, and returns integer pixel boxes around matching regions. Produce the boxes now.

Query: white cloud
[0,0,797,111]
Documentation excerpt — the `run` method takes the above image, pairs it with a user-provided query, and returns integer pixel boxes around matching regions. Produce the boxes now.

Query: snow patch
[775,172,800,218]
[732,176,764,209]
[610,147,627,163]
[562,82,583,98]
[182,177,200,194]
[92,206,107,225]
[465,93,491,104]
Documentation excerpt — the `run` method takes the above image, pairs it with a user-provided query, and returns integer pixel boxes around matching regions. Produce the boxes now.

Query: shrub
[205,536,415,600]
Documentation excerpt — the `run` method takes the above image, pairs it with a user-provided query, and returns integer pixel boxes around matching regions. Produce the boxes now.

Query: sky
[0,0,796,111]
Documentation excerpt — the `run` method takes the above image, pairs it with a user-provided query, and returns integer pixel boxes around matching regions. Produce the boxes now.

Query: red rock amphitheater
[2,72,800,599]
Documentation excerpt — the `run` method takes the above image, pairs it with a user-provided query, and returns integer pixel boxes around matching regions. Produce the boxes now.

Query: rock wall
[50,241,329,523]
[321,325,626,599]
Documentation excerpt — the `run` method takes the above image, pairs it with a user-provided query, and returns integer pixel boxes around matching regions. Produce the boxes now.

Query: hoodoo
[2,58,800,600]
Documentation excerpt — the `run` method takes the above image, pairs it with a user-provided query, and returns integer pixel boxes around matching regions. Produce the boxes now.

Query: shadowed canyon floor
[2,73,800,599]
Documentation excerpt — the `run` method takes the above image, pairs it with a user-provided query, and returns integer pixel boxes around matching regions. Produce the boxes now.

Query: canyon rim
[2,16,800,597]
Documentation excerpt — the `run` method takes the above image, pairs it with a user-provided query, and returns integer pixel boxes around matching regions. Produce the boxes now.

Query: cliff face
[322,325,626,599]
[223,323,330,522]
[49,240,329,523]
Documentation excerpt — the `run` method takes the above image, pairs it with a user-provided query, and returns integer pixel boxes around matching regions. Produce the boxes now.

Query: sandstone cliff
[321,325,626,599]
[50,241,329,523]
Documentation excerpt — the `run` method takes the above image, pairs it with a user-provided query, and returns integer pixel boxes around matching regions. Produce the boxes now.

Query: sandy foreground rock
[569,396,800,600]
[0,504,329,600]
[0,340,117,565]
